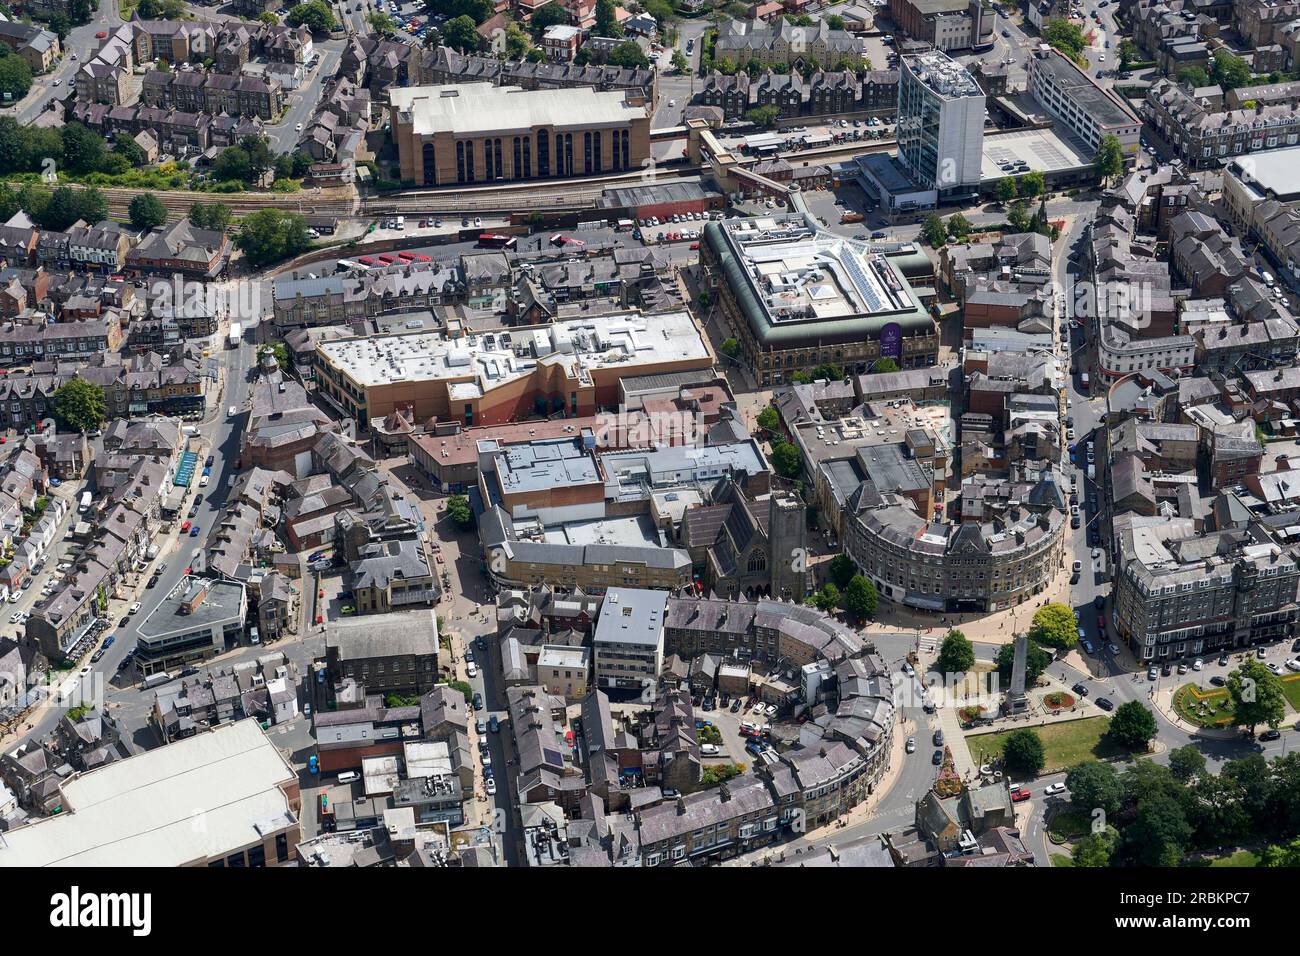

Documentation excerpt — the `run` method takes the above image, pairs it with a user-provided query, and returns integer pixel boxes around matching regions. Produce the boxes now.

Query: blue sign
[880,322,902,359]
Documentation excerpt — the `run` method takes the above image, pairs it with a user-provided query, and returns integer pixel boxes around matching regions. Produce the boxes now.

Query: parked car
[905,736,916,754]
[1260,729,1282,742]
[1147,666,1159,680]
[1044,782,1068,796]
[932,749,944,765]
[1071,682,1090,697]
[485,777,497,795]
[472,692,483,709]
[1010,787,1031,802]
[1210,676,1227,687]
[933,729,944,746]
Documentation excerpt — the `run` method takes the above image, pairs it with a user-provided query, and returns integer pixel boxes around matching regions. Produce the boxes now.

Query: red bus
[479,233,517,250]
[376,254,398,265]
[356,256,379,267]
[397,251,418,262]
[413,253,432,262]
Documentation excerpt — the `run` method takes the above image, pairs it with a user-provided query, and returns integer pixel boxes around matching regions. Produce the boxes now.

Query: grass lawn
[1209,850,1260,868]
[1279,674,1300,712]
[1050,853,1074,867]
[967,716,1132,775]
[1172,683,1237,728]
[1047,808,1090,845]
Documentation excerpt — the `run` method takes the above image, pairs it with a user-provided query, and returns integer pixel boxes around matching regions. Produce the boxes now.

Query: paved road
[265,39,345,154]
[13,0,121,125]
[16,314,258,747]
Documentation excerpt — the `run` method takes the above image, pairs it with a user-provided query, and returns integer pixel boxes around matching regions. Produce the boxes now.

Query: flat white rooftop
[317,310,709,390]
[391,83,647,138]
[0,720,296,867]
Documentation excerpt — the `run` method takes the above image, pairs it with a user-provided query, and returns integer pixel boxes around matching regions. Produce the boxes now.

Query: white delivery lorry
[228,322,242,348]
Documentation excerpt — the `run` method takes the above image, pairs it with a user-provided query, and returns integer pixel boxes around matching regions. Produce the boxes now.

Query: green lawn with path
[967,716,1133,775]
[1173,683,1236,728]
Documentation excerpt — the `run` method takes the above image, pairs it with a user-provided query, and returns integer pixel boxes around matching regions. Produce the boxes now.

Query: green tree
[1002,728,1045,775]
[1042,19,1086,63]
[995,638,1052,685]
[811,583,840,612]
[529,2,570,37]
[1117,38,1138,73]
[1168,745,1206,784]
[368,10,398,33]
[1007,199,1032,232]
[1072,828,1117,867]
[60,122,106,174]
[595,0,623,36]
[1123,792,1192,866]
[235,208,311,268]
[743,105,780,129]
[1177,66,1209,88]
[36,186,80,230]
[935,629,974,675]
[1027,602,1078,649]
[1227,659,1287,733]
[113,135,146,167]
[827,554,856,590]
[286,0,336,33]
[1209,49,1251,91]
[1094,134,1125,185]
[1020,170,1046,198]
[443,14,482,52]
[996,176,1017,203]
[1108,700,1157,751]
[0,53,32,101]
[946,212,972,240]
[213,144,252,184]
[1261,838,1300,867]
[696,290,711,310]
[189,201,232,232]
[756,405,780,433]
[128,192,168,231]
[720,337,741,359]
[671,49,688,73]
[608,39,649,69]
[770,439,802,479]
[842,574,878,620]
[1185,770,1251,848]
[920,212,946,247]
[825,13,844,29]
[446,493,474,529]
[1066,760,1123,818]
[51,379,106,433]
[870,358,900,374]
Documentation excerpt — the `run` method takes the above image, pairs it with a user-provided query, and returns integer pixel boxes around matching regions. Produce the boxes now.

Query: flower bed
[1044,691,1076,709]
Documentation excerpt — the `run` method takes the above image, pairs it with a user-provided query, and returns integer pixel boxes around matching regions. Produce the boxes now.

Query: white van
[396,216,405,231]
[337,771,360,784]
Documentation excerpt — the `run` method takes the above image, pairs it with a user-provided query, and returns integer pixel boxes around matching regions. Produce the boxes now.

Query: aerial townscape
[0,0,1295,902]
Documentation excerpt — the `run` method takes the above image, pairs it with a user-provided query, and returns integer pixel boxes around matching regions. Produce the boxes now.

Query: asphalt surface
[19,320,259,748]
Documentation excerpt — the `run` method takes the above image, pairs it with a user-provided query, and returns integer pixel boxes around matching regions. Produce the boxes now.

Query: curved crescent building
[701,213,939,387]
[843,467,1068,613]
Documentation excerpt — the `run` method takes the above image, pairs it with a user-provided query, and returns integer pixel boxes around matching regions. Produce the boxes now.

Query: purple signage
[880,322,902,360]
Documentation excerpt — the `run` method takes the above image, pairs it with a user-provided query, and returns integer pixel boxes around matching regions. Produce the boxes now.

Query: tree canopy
[935,629,974,675]
[1108,701,1158,751]
[1027,602,1078,649]
[1001,729,1045,775]
[235,208,312,268]
[128,193,168,230]
[52,379,107,434]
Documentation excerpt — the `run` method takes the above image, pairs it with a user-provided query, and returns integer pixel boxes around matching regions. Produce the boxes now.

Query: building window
[513,136,523,179]
[456,141,466,183]
[422,142,436,185]
[465,140,475,183]
[537,129,549,176]
[584,131,592,174]
[593,131,602,173]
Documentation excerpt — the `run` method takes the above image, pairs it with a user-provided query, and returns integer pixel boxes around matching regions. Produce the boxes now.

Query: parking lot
[694,694,783,766]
